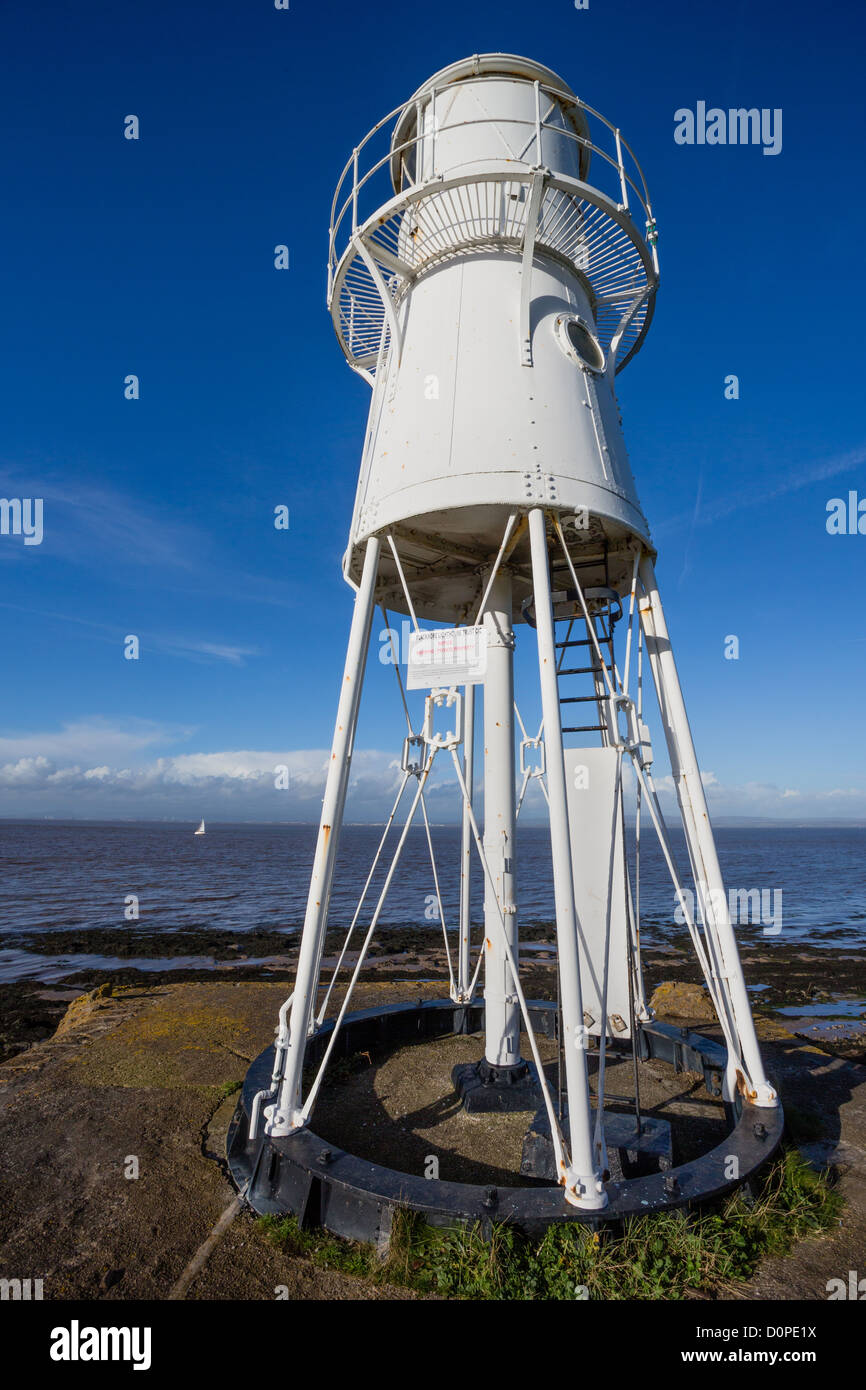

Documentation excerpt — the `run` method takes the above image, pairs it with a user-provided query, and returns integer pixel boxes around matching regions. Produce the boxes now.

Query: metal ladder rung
[554,582,616,743]
[554,628,613,644]
[552,555,605,571]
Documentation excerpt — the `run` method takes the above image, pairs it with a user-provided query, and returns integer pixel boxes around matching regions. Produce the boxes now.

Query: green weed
[258,1146,841,1300]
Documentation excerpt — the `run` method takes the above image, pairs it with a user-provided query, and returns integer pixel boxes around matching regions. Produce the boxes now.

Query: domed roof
[390,53,592,191]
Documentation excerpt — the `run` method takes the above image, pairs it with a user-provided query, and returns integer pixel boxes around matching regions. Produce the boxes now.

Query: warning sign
[406,625,488,690]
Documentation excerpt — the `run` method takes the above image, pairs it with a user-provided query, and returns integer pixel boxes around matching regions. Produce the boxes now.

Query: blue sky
[1,0,864,822]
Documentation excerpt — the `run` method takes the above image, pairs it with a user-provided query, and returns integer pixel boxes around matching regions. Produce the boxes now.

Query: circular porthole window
[555,315,606,373]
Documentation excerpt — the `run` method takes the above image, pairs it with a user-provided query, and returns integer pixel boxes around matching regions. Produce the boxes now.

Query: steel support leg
[482,572,521,1068]
[457,683,475,1001]
[528,508,607,1207]
[638,556,777,1107]
[266,535,381,1135]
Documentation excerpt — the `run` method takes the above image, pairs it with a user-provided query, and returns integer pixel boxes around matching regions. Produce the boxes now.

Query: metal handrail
[328,79,657,287]
[328,119,653,304]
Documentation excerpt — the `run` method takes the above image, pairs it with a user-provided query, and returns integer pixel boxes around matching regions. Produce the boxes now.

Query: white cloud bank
[0,733,461,821]
[0,724,863,823]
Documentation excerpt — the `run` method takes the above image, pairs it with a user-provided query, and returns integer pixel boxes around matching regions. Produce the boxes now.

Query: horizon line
[1,815,865,830]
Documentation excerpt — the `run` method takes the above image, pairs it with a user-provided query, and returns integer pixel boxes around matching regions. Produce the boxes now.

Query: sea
[0,820,864,985]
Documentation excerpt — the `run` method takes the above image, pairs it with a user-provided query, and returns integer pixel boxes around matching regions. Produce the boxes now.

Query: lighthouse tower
[235,54,779,1222]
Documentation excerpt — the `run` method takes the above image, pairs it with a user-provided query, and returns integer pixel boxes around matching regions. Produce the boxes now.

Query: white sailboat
[194,818,206,836]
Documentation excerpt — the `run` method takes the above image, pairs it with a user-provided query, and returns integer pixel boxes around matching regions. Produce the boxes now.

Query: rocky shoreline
[1,923,864,1065]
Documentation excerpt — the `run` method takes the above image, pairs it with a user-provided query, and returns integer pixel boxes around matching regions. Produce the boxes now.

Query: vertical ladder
[550,548,622,744]
[519,546,623,743]
[555,604,618,741]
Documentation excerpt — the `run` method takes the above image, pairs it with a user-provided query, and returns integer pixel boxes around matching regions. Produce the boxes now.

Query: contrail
[655,444,866,536]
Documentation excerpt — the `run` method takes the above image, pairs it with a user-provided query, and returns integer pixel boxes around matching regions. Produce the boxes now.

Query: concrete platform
[0,978,864,1300]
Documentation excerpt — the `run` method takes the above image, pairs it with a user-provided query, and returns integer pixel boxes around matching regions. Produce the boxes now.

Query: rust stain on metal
[735,1067,757,1102]
[557,1161,574,1196]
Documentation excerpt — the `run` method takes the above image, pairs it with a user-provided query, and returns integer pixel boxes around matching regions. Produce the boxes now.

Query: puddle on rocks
[776,999,866,1018]
[773,998,866,1043]
[0,947,286,984]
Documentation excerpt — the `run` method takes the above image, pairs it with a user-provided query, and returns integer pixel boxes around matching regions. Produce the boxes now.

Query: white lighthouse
[243,54,779,1220]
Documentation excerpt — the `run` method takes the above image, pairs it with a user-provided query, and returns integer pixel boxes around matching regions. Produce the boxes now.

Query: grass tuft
[258,1147,841,1300]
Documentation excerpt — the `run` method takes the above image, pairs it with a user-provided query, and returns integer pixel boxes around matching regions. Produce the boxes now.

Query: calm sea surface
[0,820,864,982]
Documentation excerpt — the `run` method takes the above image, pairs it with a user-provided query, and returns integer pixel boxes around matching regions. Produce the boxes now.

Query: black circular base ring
[226,997,783,1242]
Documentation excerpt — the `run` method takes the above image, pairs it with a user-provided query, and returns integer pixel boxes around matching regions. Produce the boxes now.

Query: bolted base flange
[452,1056,541,1113]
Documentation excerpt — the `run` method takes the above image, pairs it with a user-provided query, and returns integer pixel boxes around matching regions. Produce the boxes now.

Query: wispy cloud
[0,717,192,764]
[149,638,260,666]
[0,470,296,610]
[654,445,866,538]
[0,474,204,573]
[0,601,260,666]
[678,464,704,585]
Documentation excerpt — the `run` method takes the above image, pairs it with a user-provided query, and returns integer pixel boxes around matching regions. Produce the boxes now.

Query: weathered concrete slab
[0,977,863,1301]
[0,981,428,1301]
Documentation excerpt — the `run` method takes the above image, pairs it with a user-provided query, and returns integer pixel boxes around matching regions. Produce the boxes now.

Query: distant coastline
[1,816,865,830]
